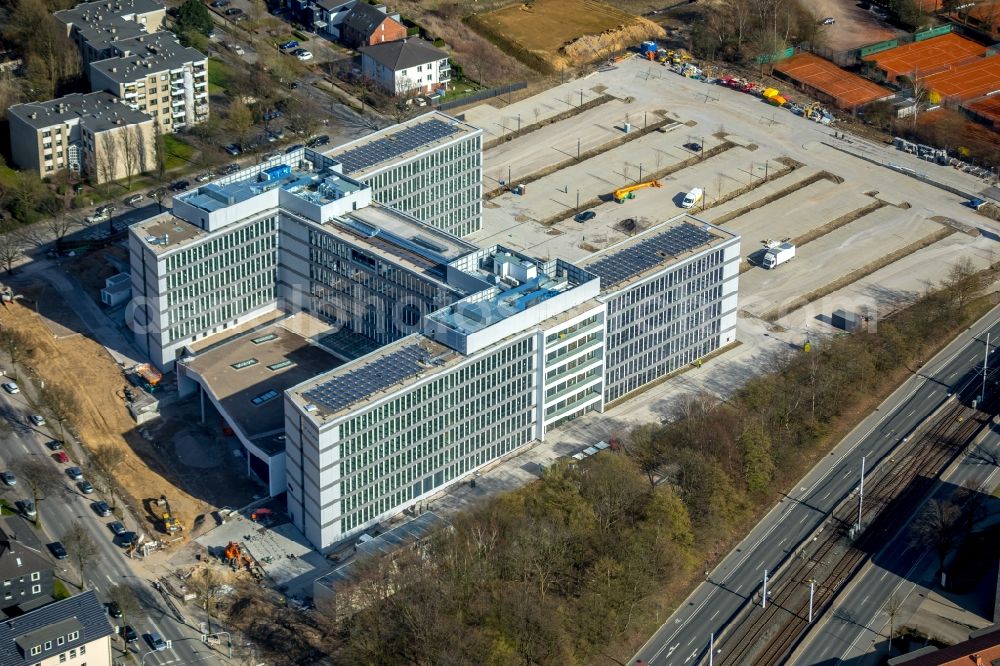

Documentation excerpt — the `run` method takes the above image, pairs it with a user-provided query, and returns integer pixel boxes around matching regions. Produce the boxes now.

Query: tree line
[218,260,996,665]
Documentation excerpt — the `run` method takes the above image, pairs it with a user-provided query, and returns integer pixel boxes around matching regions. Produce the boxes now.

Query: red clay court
[923,54,1000,102]
[966,96,1000,127]
[863,33,987,82]
[774,52,893,109]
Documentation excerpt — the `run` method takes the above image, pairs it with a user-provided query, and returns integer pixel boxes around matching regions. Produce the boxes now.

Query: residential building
[310,0,356,41]
[339,2,405,48]
[7,91,156,183]
[129,117,739,551]
[888,624,1000,665]
[324,111,481,237]
[0,529,53,615]
[359,38,450,96]
[0,590,113,666]
[54,0,165,67]
[90,31,209,131]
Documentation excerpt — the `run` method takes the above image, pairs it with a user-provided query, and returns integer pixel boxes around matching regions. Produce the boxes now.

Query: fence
[435,82,528,111]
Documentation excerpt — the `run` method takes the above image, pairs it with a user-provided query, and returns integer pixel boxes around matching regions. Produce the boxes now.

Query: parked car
[169,180,190,192]
[107,601,123,618]
[124,193,143,206]
[210,0,229,7]
[263,110,282,121]
[267,128,284,142]
[108,521,126,536]
[28,414,45,426]
[46,439,62,451]
[47,542,67,559]
[306,134,330,148]
[148,187,167,199]
[84,212,108,225]
[123,626,138,643]
[224,6,241,15]
[821,16,836,24]
[294,49,313,61]
[95,204,115,215]
[146,632,168,651]
[278,40,298,50]
[224,143,242,156]
[230,43,245,55]
[195,172,215,183]
[92,501,111,517]
[222,163,240,175]
[1,472,15,486]
[53,451,69,464]
[66,467,83,481]
[574,210,596,223]
[1,382,19,394]
[263,150,283,161]
[285,144,304,154]
[288,80,300,89]
[16,500,35,518]
[684,142,702,152]
[78,480,94,494]
[117,531,139,548]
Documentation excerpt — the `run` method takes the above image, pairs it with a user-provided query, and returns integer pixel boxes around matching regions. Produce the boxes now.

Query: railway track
[713,397,989,666]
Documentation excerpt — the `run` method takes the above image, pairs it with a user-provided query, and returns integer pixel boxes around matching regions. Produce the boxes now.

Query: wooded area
[223,261,996,665]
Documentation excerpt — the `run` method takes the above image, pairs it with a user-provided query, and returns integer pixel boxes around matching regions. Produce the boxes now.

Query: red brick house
[340,3,405,49]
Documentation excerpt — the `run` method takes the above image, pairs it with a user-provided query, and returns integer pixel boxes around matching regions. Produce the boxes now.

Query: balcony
[172,108,185,118]
[171,98,185,107]
[195,105,209,115]
[193,68,206,77]
[195,91,208,100]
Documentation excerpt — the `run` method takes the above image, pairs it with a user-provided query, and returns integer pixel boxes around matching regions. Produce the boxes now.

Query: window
[80,645,85,654]
[67,631,79,641]
[44,641,51,650]
[31,584,40,594]
[59,654,66,663]
[57,637,64,646]
[30,572,39,581]
[30,646,40,656]
[69,648,75,658]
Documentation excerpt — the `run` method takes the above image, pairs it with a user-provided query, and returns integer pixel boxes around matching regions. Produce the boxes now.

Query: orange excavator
[224,541,253,571]
[613,179,661,203]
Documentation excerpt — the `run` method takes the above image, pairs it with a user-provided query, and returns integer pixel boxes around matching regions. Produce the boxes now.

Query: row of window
[28,632,81,656]
[545,313,601,344]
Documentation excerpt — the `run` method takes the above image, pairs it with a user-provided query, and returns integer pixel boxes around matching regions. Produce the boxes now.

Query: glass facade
[361,135,482,238]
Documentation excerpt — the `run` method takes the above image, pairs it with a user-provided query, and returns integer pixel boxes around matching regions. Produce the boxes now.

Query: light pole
[808,579,815,623]
[762,569,768,609]
[709,632,715,666]
[980,332,990,405]
[857,455,866,532]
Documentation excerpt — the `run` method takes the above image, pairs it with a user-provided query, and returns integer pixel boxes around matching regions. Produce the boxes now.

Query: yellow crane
[613,179,661,203]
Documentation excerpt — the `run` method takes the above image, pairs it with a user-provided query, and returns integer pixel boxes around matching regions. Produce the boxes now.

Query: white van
[681,187,704,209]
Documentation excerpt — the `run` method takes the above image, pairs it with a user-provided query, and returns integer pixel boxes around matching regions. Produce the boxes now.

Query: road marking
[106,574,114,584]
[687,637,697,646]
[822,491,831,500]
[667,643,679,657]
[684,650,698,663]
[710,611,720,620]
[799,515,807,524]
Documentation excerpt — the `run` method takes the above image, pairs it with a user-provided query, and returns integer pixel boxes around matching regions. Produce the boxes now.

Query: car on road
[195,172,215,183]
[92,501,111,517]
[222,163,240,175]
[123,625,138,643]
[1,472,15,487]
[66,467,83,481]
[28,414,45,426]
[169,180,190,192]
[117,531,139,548]
[108,521,126,536]
[124,193,143,206]
[77,480,94,494]
[821,16,835,24]
[16,500,35,518]
[53,451,69,464]
[107,601,123,618]
[224,143,242,156]
[306,134,330,148]
[574,210,596,223]
[145,632,168,651]
[47,542,67,559]
[1,382,19,394]
[293,49,313,61]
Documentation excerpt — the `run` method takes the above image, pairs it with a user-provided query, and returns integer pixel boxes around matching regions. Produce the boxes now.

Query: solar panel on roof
[334,119,462,175]
[588,222,715,289]
[303,342,429,413]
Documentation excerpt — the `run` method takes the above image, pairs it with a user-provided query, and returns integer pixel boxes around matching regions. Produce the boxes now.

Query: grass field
[208,57,235,94]
[162,134,195,171]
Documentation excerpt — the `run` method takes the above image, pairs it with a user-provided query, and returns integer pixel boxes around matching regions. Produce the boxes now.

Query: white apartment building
[90,31,209,131]
[54,0,165,67]
[359,38,451,96]
[324,111,481,237]
[7,92,155,182]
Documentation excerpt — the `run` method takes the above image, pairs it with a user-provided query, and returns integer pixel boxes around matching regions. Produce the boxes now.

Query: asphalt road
[0,386,227,666]
[632,303,1000,666]
[794,427,1000,665]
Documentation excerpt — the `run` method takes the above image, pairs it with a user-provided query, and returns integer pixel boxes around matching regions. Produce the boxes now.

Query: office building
[324,111,482,237]
[55,0,165,67]
[90,31,209,131]
[7,92,155,182]
[129,115,739,551]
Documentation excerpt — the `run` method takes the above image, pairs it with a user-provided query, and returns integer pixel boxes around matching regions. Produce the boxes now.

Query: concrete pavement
[632,302,1000,666]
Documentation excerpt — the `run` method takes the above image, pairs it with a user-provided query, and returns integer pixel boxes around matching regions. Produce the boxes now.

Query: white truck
[762,241,795,269]
[681,187,704,209]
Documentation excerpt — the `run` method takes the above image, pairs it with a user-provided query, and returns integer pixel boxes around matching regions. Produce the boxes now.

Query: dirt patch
[0,300,259,545]
[68,246,129,305]
[15,284,85,340]
[468,0,664,73]
[809,0,905,51]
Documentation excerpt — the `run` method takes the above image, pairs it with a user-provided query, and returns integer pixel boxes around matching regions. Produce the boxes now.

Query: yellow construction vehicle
[157,495,183,534]
[614,179,661,203]
[803,102,822,122]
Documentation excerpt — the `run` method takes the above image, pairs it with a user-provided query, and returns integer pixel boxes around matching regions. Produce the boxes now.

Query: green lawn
[53,579,71,600]
[162,134,195,170]
[438,80,481,103]
[208,57,235,94]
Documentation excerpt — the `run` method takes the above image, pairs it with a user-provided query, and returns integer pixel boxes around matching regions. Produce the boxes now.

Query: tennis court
[923,54,1000,101]
[965,95,1000,127]
[863,33,987,82]
[774,52,893,109]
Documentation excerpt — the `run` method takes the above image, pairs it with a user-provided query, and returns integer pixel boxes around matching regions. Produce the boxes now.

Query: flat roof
[91,32,205,83]
[291,335,461,423]
[8,91,152,131]
[182,318,341,448]
[923,54,1000,101]
[324,111,480,180]
[132,213,206,254]
[775,52,893,109]
[965,95,1000,125]
[582,215,734,291]
[863,33,987,79]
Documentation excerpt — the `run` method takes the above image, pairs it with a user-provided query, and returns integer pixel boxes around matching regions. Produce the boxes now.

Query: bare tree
[91,446,126,508]
[0,233,26,274]
[108,582,141,627]
[153,120,167,181]
[43,213,77,243]
[119,126,139,189]
[98,132,118,190]
[884,592,903,654]
[11,458,62,529]
[188,566,227,632]
[63,522,98,589]
[36,382,79,443]
[910,499,962,575]
[135,123,151,177]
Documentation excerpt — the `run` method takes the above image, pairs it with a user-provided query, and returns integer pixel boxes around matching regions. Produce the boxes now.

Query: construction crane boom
[613,179,661,203]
